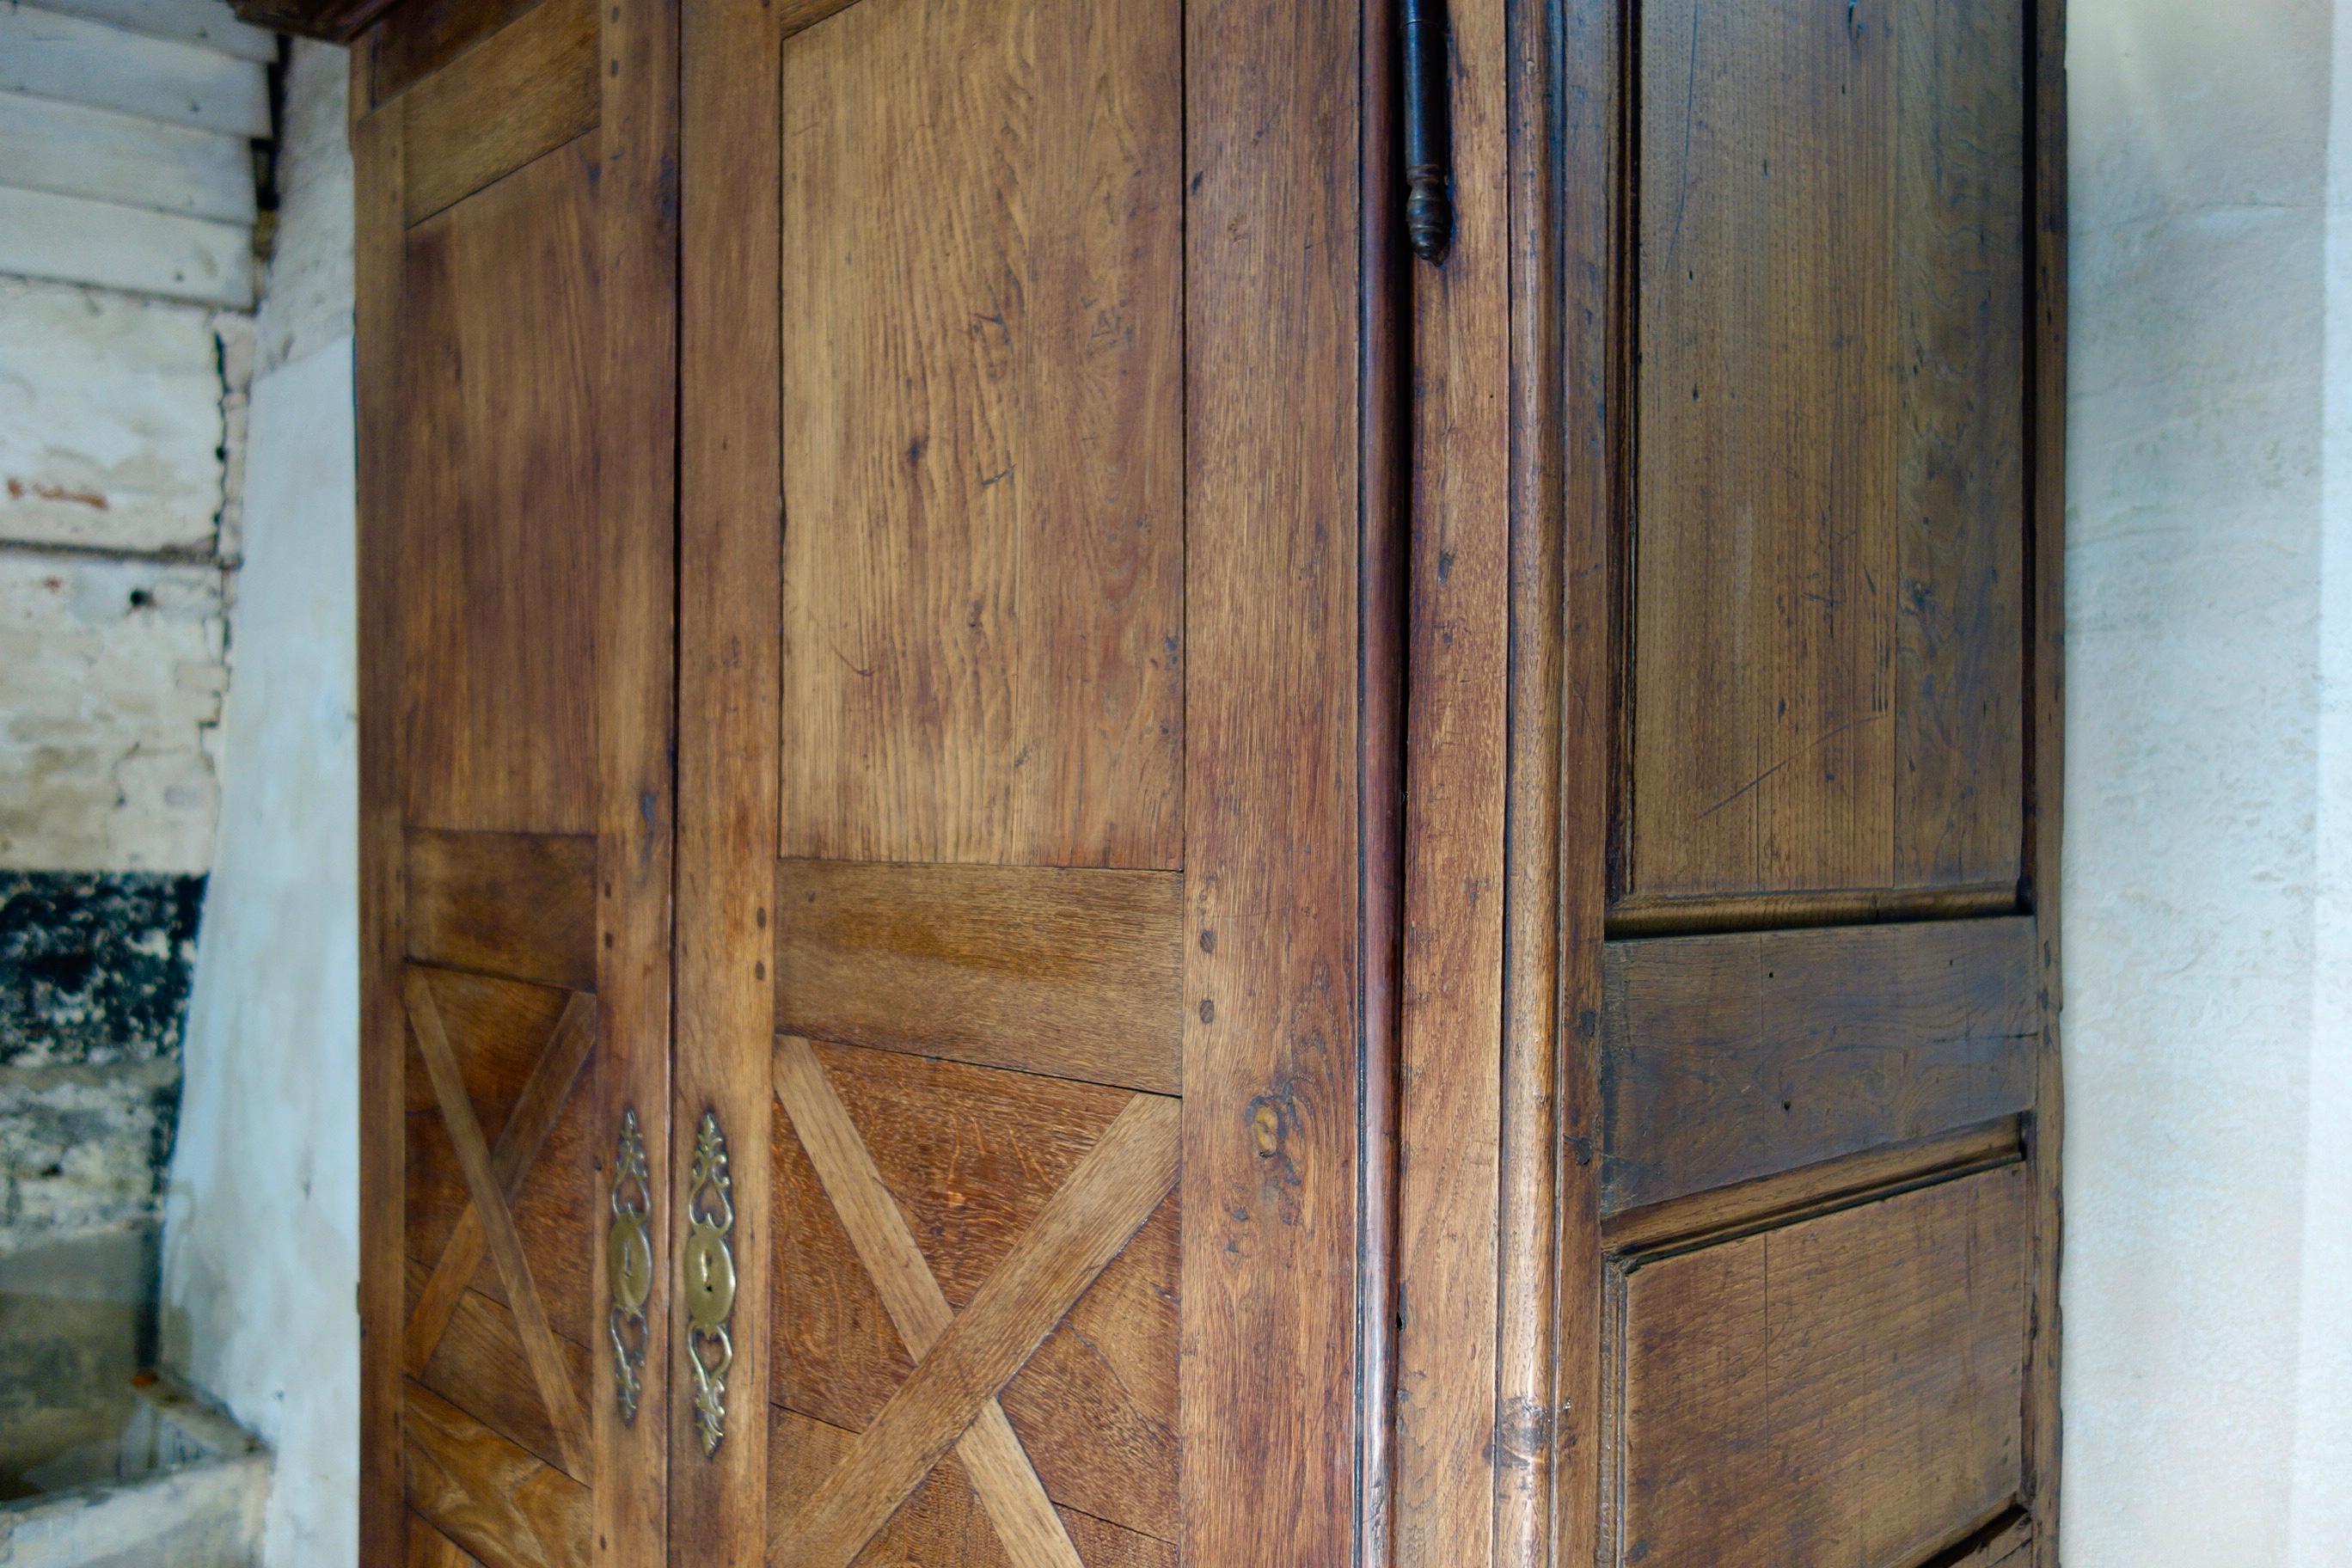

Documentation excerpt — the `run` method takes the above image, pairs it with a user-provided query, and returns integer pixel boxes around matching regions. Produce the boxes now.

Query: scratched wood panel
[1600,917,2038,1211]
[775,0,1184,870]
[1892,0,2028,889]
[1180,0,1366,1558]
[1611,1167,2027,1568]
[770,1041,1179,1542]
[775,859,1182,1094]
[770,1407,1177,1568]
[398,138,599,837]
[1624,0,2027,905]
[403,968,597,1350]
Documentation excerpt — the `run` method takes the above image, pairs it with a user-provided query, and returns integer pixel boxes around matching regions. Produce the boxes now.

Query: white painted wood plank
[0,186,253,307]
[0,6,271,138]
[0,91,254,224]
[28,0,277,63]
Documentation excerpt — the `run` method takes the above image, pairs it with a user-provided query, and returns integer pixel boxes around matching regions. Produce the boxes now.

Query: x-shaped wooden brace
[773,1034,1180,1568]
[402,969,596,1479]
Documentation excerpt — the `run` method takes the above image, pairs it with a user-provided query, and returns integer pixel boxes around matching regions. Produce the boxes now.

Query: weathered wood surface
[1623,0,2028,907]
[397,137,600,836]
[1601,918,2039,1210]
[1609,1167,2027,1567]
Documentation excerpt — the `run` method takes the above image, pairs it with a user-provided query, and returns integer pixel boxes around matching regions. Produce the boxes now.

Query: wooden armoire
[251,0,2065,1562]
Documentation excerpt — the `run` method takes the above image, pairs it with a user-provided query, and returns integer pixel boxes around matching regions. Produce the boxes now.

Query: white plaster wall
[2064,0,2352,1557]
[162,40,358,1568]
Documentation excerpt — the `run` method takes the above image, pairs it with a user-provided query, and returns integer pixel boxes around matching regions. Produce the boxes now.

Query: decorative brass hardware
[606,1108,652,1423]
[684,1111,736,1456]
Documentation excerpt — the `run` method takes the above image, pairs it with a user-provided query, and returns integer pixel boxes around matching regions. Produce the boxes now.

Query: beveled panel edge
[1604,879,2019,939]
[1599,916,2040,1213]
[1603,1116,2024,1261]
[399,0,597,227]
[1598,1167,2033,1568]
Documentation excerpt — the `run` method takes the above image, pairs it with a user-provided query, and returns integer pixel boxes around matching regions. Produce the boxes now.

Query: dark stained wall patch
[0,873,205,1069]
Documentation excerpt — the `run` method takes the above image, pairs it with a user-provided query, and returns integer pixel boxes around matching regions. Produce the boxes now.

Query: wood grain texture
[1607,881,2018,939]
[1894,0,2029,889]
[1601,918,2039,1210]
[1608,1167,2028,1568]
[770,1408,1179,1568]
[675,0,782,1547]
[407,971,592,1479]
[770,1041,1179,1541]
[1180,0,1363,1561]
[369,0,544,107]
[1390,0,1511,1554]
[2024,2,2067,1558]
[775,0,1183,870]
[411,1513,490,1568]
[1625,0,2027,903]
[588,1,678,1561]
[406,830,596,990]
[405,986,594,1379]
[401,0,597,225]
[354,89,410,1568]
[406,1382,591,1568]
[1537,0,1608,1559]
[777,1094,1179,1568]
[774,1035,1085,1568]
[398,138,599,836]
[411,1261,597,1479]
[775,859,1182,1095]
[402,969,597,1351]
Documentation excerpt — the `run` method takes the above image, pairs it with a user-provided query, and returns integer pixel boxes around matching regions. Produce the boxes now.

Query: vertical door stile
[352,72,410,1568]
[675,0,782,1561]
[593,0,681,1561]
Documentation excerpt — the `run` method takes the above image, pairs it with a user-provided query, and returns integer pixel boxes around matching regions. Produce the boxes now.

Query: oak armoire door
[676,1,1378,1566]
[352,3,677,1565]
[1536,0,2066,1564]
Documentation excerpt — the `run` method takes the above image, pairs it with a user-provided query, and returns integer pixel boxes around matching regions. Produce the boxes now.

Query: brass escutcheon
[684,1111,735,1456]
[607,1109,652,1423]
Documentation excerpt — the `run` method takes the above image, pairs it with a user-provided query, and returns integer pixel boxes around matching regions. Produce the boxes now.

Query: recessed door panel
[1623,0,2027,913]
[1609,1166,2029,1568]
[775,0,1185,871]
[398,141,599,839]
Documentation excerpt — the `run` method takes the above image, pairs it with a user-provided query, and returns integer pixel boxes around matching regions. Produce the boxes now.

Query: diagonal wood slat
[407,971,592,1479]
[407,985,597,1376]
[779,1090,1181,1568]
[774,1034,1086,1568]
[405,1381,590,1568]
